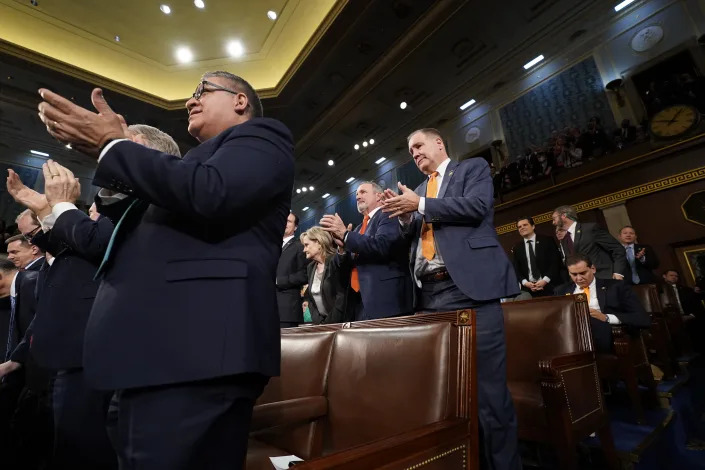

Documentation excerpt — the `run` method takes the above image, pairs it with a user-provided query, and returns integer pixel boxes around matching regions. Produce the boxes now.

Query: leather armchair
[632,284,677,379]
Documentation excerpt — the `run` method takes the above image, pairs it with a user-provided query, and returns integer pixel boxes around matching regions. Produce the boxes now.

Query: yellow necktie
[350,215,370,292]
[421,172,439,261]
[583,286,590,299]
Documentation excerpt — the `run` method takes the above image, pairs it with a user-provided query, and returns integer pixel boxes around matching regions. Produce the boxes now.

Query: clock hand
[668,107,684,125]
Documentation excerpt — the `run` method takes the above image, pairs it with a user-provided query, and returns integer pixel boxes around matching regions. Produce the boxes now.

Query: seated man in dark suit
[320,181,413,320]
[618,225,659,285]
[37,71,294,469]
[512,216,563,297]
[555,254,651,353]
[552,205,629,281]
[661,269,705,352]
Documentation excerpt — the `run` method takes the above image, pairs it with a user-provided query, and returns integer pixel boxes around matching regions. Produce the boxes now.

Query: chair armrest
[538,351,595,377]
[250,397,327,432]
[292,419,470,470]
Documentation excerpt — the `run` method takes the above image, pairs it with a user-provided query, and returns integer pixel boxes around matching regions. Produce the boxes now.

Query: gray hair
[128,125,181,157]
[553,205,578,222]
[16,209,39,227]
[359,181,383,193]
[202,71,263,119]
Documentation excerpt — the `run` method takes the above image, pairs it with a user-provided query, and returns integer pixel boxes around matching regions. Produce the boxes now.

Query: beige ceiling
[0,0,345,107]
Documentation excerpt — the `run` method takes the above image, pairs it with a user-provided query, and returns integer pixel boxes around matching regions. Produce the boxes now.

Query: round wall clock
[465,126,481,143]
[630,25,664,52]
[648,104,700,139]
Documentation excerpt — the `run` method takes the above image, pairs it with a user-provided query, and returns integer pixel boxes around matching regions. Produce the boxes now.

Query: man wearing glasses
[6,210,45,271]
[36,71,294,469]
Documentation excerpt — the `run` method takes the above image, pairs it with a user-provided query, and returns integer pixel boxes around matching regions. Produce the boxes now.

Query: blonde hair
[300,226,336,262]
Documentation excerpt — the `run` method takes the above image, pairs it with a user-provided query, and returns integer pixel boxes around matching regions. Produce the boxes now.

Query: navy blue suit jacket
[20,212,114,370]
[403,159,519,302]
[337,209,413,319]
[85,118,294,390]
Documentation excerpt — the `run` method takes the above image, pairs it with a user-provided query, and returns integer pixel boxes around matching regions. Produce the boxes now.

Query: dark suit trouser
[52,368,117,469]
[0,379,24,467]
[106,373,267,470]
[590,317,614,354]
[419,278,521,470]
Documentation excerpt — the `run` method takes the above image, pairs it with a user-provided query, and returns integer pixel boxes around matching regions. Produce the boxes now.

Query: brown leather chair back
[631,284,662,313]
[323,323,458,453]
[258,331,336,405]
[503,295,592,383]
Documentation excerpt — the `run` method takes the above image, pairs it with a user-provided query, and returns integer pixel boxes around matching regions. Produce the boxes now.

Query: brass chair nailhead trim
[404,444,466,469]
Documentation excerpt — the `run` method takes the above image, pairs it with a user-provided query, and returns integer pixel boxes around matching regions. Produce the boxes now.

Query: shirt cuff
[606,314,621,325]
[542,276,551,283]
[613,273,624,279]
[521,279,529,287]
[418,197,426,215]
[42,202,78,231]
[98,139,129,163]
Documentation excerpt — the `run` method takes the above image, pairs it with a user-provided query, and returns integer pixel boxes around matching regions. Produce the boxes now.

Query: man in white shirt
[512,217,563,297]
[555,253,650,353]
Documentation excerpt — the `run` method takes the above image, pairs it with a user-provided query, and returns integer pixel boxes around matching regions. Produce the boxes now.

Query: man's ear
[234,92,248,115]
[31,245,40,256]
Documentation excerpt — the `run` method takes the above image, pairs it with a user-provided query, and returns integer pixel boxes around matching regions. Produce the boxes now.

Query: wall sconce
[605,78,625,107]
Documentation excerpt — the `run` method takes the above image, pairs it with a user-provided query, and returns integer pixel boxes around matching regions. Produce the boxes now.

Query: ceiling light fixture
[296,189,301,194]
[362,141,368,148]
[114,35,121,42]
[176,46,193,63]
[301,187,308,192]
[523,54,545,70]
[400,101,407,110]
[614,0,636,11]
[375,157,386,164]
[267,10,278,20]
[65,144,72,149]
[227,40,244,58]
[369,138,375,145]
[30,150,49,157]
[160,4,171,14]
[194,0,205,8]
[309,186,314,191]
[303,206,309,211]
[346,177,355,183]
[327,159,334,166]
[322,193,330,199]
[459,99,476,111]
[354,144,360,150]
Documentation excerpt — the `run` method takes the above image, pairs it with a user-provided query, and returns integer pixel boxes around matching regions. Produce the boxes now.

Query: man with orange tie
[320,181,413,320]
[381,128,521,470]
[555,253,650,353]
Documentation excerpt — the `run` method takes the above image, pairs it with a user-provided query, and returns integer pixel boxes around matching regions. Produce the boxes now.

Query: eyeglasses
[192,80,240,100]
[22,226,40,242]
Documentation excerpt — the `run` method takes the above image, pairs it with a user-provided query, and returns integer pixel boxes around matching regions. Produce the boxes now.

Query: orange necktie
[583,286,590,299]
[350,215,370,292]
[421,172,439,261]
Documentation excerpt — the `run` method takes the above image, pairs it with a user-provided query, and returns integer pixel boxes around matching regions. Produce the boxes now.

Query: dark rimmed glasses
[192,80,240,100]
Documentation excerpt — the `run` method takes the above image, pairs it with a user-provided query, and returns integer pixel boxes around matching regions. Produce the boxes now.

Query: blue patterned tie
[4,295,17,361]
[94,199,144,279]
[626,245,640,284]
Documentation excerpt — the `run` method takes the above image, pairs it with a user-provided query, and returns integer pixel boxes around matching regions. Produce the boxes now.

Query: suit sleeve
[544,238,563,283]
[345,215,405,261]
[592,225,629,277]
[277,249,309,290]
[94,130,294,219]
[606,283,651,328]
[9,317,33,364]
[423,159,493,224]
[512,244,527,284]
[50,210,115,265]
[640,245,660,270]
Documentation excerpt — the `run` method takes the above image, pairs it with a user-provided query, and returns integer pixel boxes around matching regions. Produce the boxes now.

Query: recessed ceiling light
[303,206,310,211]
[354,144,360,150]
[459,99,476,111]
[114,35,121,42]
[65,144,72,149]
[301,187,308,192]
[296,188,301,194]
[30,150,49,157]
[267,10,278,20]
[160,4,171,14]
[176,46,193,63]
[362,141,368,147]
[309,186,314,191]
[346,177,355,183]
[194,0,205,8]
[369,138,375,145]
[614,0,636,11]
[400,101,407,109]
[322,193,330,199]
[327,159,334,166]
[375,157,386,164]
[227,40,244,58]
[523,54,544,70]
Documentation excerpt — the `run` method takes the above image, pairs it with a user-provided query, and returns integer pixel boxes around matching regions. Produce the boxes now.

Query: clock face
[649,105,699,138]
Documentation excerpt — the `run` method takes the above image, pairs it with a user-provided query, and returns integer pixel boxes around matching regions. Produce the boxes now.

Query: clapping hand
[42,160,81,207]
[381,182,419,219]
[6,169,50,218]
[320,213,348,241]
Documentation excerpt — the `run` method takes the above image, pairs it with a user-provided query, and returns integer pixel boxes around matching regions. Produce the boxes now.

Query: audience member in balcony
[536,152,554,177]
[512,217,563,297]
[613,119,637,148]
[555,253,651,353]
[276,212,310,328]
[618,225,659,285]
[579,119,611,158]
[381,127,521,470]
[551,205,629,281]
[301,227,348,324]
[320,181,413,321]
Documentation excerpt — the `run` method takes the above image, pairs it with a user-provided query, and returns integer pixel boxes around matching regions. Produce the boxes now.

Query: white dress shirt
[282,235,295,248]
[572,278,621,324]
[521,234,550,286]
[9,271,17,298]
[24,257,44,271]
